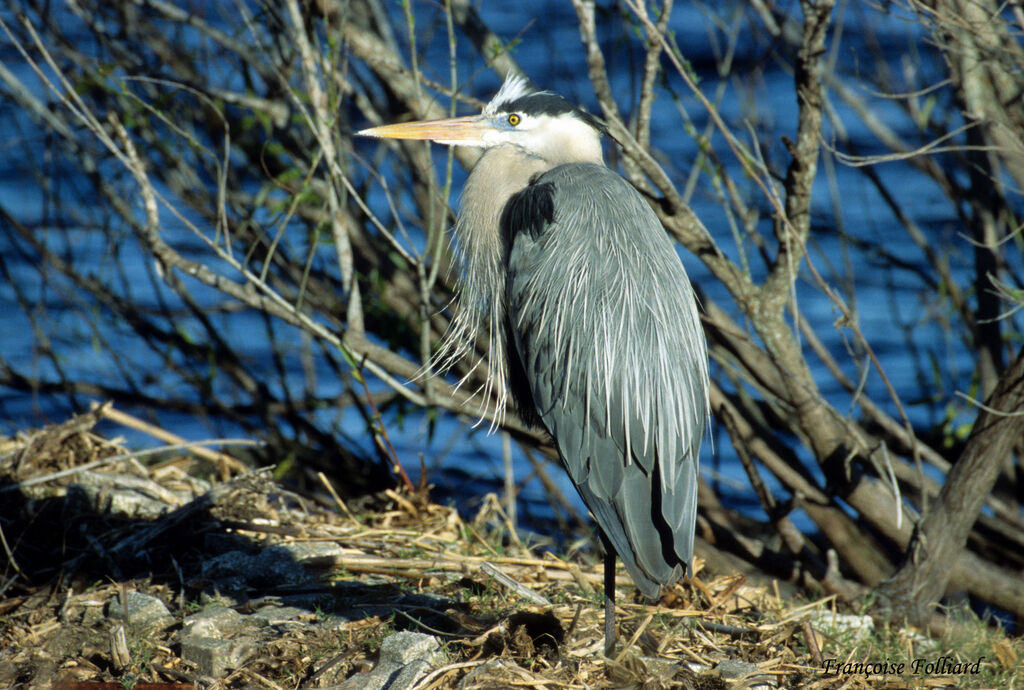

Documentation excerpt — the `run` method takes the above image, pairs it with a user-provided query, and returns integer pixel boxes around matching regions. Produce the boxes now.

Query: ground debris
[1,414,1021,689]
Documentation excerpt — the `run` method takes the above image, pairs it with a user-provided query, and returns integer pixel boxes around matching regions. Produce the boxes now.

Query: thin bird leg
[600,531,616,656]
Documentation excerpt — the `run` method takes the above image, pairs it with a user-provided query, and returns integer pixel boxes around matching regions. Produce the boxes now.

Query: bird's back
[503,162,709,598]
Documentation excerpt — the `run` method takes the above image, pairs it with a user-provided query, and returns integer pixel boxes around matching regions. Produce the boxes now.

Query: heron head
[358,74,605,165]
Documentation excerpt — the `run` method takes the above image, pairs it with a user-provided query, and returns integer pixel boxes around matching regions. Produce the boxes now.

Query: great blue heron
[359,74,709,654]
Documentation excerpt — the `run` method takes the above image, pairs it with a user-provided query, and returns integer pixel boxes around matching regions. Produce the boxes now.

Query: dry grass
[0,408,1020,689]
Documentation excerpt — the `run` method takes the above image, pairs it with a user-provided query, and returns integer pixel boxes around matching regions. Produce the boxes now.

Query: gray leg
[601,533,616,656]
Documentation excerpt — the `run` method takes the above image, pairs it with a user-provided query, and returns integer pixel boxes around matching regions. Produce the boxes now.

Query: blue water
[1,2,1017,542]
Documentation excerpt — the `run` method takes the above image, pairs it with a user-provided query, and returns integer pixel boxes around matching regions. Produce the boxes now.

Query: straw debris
[0,410,1020,689]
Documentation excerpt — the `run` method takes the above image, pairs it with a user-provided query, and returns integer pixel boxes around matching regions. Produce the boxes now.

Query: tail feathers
[577,483,684,600]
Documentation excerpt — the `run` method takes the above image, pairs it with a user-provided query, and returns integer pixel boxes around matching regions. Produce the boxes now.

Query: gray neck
[459,147,549,250]
[437,140,603,422]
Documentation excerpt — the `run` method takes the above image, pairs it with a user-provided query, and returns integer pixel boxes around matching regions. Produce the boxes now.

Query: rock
[181,605,250,638]
[808,611,874,644]
[178,605,264,677]
[716,659,758,677]
[335,632,443,690]
[68,471,204,519]
[250,545,315,586]
[250,605,314,627]
[389,658,433,690]
[201,550,258,580]
[105,591,174,632]
[379,631,443,666]
[273,541,347,561]
[456,658,521,689]
[716,658,776,688]
[202,546,313,588]
[180,635,256,677]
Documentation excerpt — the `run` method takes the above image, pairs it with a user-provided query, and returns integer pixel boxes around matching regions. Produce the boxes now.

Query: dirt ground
[1,408,1020,689]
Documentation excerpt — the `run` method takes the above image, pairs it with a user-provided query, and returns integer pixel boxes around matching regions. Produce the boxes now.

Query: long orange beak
[357,115,487,146]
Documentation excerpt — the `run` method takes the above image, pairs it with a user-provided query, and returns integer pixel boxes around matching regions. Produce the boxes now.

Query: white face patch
[481,112,604,165]
[470,73,605,165]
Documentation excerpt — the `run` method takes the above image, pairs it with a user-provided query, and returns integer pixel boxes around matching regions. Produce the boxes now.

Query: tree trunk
[878,346,1024,626]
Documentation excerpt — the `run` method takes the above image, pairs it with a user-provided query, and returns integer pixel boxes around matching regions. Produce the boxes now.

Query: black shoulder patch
[501,181,555,246]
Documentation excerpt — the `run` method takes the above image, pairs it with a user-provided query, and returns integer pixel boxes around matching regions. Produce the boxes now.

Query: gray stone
[106,591,174,632]
[456,659,519,689]
[716,658,776,689]
[201,546,312,588]
[82,603,105,628]
[181,605,250,638]
[180,635,256,677]
[201,550,257,579]
[70,471,204,519]
[200,547,314,594]
[250,546,313,586]
[808,611,874,644]
[379,632,443,666]
[335,632,443,690]
[249,605,314,627]
[635,656,685,679]
[389,659,432,689]
[273,541,346,561]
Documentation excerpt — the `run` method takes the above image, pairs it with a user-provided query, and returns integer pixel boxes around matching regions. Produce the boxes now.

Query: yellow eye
[507,113,521,126]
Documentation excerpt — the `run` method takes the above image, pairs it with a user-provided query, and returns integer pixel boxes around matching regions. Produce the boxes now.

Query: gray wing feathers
[506,163,709,599]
